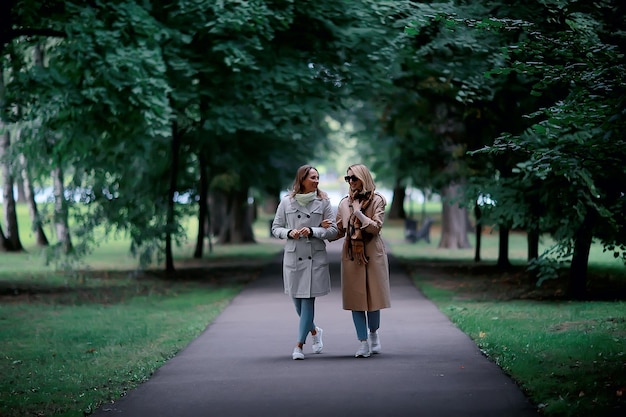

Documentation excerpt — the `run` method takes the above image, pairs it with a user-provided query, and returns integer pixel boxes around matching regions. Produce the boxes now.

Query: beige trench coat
[272,195,338,298]
[333,192,391,311]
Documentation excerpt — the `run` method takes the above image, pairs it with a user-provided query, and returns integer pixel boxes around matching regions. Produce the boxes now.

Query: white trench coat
[272,195,338,298]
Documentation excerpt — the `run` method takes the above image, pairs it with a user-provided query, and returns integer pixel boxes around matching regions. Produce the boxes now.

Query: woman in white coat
[272,165,338,360]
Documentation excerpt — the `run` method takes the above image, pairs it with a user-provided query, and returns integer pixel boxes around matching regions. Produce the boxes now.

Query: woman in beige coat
[334,164,391,358]
[272,165,338,360]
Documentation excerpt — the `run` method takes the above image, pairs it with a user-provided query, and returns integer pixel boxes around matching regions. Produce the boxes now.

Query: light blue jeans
[293,298,316,344]
[352,310,380,341]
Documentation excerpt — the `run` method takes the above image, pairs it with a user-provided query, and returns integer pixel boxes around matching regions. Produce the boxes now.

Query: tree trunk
[263,191,280,216]
[52,165,72,253]
[527,228,539,261]
[216,190,232,243]
[474,204,482,262]
[18,43,49,247]
[15,178,26,203]
[388,181,406,220]
[19,154,49,246]
[194,154,209,259]
[420,189,431,224]
[439,183,471,249]
[0,128,23,252]
[0,224,10,251]
[570,211,596,299]
[227,186,255,244]
[497,226,511,269]
[165,120,181,274]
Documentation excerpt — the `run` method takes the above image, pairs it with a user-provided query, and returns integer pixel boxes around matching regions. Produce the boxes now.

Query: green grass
[0,281,241,417]
[412,278,626,416]
[1,206,284,417]
[1,207,283,275]
[385,216,625,271]
[385,221,626,417]
[2,204,625,416]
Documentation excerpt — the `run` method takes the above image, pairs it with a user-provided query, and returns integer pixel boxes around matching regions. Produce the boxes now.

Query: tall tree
[18,153,48,245]
[0,59,23,252]
[469,0,626,296]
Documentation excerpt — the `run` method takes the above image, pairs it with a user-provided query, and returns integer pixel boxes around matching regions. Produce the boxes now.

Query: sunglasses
[344,175,360,183]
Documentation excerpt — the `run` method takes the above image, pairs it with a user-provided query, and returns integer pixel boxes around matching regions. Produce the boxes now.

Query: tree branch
[9,27,66,40]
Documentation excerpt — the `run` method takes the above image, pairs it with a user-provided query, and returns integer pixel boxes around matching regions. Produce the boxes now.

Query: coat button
[297,215,301,218]
[298,257,302,261]
[308,256,312,259]
[306,214,310,218]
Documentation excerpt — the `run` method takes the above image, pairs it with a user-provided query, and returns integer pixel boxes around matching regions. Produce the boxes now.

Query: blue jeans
[351,310,380,341]
[293,298,316,344]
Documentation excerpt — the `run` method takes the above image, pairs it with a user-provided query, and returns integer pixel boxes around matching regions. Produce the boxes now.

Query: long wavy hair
[289,164,329,199]
[347,163,377,194]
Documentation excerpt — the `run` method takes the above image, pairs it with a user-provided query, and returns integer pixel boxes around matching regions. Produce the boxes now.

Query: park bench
[404,217,434,244]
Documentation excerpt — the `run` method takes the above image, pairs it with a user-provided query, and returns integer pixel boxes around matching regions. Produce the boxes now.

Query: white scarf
[294,191,316,206]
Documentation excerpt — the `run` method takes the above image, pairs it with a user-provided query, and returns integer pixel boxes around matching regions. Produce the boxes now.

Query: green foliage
[3,0,388,264]
[472,0,626,268]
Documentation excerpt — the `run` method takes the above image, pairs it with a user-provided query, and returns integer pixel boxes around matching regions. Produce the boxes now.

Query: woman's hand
[320,219,332,229]
[298,227,313,237]
[289,229,301,239]
[351,200,361,212]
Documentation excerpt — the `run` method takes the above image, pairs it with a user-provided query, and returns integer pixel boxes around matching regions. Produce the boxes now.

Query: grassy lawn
[384,217,626,417]
[1,208,284,417]
[1,205,625,417]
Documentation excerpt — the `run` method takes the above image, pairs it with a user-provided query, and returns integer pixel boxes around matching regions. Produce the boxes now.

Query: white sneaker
[311,327,323,354]
[355,340,371,358]
[292,347,304,360]
[369,331,381,354]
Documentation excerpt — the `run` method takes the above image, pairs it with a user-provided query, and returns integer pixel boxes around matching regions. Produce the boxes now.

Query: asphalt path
[92,239,537,417]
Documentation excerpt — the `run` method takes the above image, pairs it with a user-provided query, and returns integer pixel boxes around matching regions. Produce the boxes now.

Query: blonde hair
[347,164,376,194]
[289,164,329,199]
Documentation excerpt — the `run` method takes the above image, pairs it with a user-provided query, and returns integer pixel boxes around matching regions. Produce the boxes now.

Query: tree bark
[0,224,10,251]
[193,153,209,259]
[165,120,181,273]
[474,204,482,262]
[570,211,596,299]
[227,186,255,244]
[438,183,471,249]
[0,126,23,252]
[52,165,72,253]
[0,57,23,252]
[497,226,511,269]
[19,154,49,246]
[22,42,49,246]
[527,228,539,261]
[388,181,406,220]
[216,190,232,243]
[15,178,26,203]
[263,191,280,215]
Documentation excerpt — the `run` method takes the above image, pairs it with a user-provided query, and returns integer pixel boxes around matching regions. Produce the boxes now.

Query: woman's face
[346,169,362,192]
[302,168,319,193]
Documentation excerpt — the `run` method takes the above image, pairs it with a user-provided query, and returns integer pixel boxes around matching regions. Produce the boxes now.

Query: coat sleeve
[329,199,347,242]
[271,199,290,239]
[361,194,386,236]
[311,199,338,241]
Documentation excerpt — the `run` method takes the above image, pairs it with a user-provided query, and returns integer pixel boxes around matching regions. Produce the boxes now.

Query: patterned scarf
[345,189,373,265]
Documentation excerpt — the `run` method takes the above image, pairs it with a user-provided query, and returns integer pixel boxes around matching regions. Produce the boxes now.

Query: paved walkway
[92,240,537,417]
